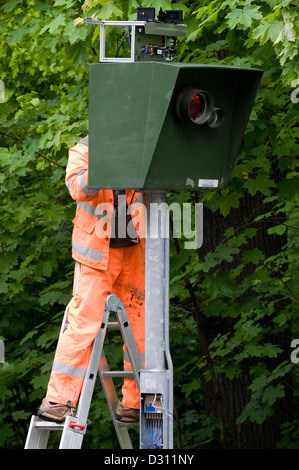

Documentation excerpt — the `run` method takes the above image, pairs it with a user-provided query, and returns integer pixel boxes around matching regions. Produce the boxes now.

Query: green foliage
[0,0,298,449]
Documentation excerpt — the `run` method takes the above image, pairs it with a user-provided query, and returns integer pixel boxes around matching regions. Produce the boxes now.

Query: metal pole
[145,191,168,370]
[139,191,173,449]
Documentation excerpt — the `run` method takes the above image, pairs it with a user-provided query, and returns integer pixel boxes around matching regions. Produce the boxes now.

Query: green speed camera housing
[88,62,262,190]
[87,18,263,191]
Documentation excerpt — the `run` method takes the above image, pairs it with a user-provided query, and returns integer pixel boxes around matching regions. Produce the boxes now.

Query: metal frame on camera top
[84,18,146,63]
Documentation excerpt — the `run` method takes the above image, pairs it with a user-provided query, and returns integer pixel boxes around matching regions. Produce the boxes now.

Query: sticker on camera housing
[198,179,219,188]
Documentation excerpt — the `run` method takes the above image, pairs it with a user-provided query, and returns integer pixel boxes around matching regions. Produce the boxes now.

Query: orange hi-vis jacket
[45,139,146,409]
[66,141,145,270]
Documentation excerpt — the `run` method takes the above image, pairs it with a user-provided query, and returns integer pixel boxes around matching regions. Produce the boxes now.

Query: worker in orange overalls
[37,136,145,423]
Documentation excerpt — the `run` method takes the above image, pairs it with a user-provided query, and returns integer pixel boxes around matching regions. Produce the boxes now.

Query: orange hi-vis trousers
[46,242,145,410]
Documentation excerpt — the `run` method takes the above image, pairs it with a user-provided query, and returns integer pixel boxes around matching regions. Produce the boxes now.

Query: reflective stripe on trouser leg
[46,361,89,407]
[45,308,95,407]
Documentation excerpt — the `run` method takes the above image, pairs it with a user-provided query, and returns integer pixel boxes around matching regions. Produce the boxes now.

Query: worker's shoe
[37,398,76,423]
[114,402,139,423]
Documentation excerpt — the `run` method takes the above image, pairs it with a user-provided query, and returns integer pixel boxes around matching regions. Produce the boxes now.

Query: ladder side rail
[59,304,111,449]
[107,294,143,389]
[24,416,50,449]
[76,304,110,423]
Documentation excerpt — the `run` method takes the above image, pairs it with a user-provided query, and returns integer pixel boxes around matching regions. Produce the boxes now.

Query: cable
[115,26,132,58]
[146,415,163,449]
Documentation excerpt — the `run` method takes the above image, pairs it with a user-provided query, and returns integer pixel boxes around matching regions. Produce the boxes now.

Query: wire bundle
[146,415,163,449]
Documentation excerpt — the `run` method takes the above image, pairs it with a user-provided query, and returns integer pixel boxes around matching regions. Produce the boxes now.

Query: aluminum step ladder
[24,294,143,449]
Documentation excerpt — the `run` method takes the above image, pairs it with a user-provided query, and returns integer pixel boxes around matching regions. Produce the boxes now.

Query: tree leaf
[226,5,262,30]
[203,272,235,299]
[244,172,273,196]
[242,248,265,265]
[41,13,66,34]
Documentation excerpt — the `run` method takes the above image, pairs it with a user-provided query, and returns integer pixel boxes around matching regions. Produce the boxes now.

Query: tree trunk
[197,190,293,449]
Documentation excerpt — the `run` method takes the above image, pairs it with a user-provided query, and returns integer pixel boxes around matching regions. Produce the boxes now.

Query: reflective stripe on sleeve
[76,201,107,219]
[72,239,103,261]
[66,171,85,191]
[79,173,99,196]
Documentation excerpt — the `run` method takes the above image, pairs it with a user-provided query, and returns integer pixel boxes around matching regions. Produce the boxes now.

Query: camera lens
[175,87,214,125]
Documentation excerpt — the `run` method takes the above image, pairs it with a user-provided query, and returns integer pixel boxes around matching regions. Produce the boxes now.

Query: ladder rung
[101,370,134,378]
[32,417,65,431]
[107,322,119,329]
[117,420,139,428]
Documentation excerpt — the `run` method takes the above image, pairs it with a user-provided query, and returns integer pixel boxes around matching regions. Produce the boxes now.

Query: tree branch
[36,152,66,170]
